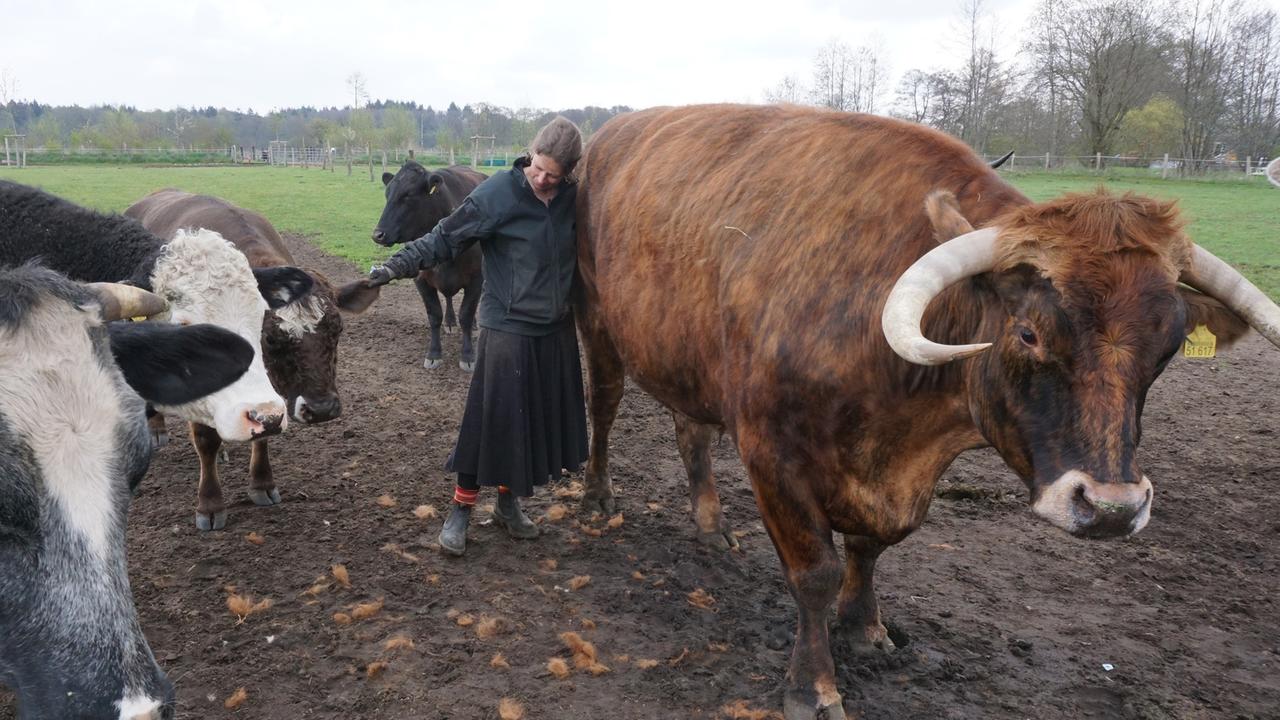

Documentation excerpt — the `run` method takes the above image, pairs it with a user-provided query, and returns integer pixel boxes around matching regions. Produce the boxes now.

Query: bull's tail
[445,295,457,329]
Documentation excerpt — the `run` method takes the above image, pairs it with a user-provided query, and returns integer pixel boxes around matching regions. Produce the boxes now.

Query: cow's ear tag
[1183,323,1217,359]
[429,185,438,195]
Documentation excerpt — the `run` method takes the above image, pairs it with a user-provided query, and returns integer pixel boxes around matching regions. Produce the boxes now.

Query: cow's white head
[148,229,311,441]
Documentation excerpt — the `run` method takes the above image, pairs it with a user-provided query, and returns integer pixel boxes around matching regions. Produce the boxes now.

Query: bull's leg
[835,535,895,655]
[579,325,625,515]
[672,412,737,550]
[444,294,457,332]
[745,442,846,720]
[457,276,482,372]
[146,407,169,450]
[247,438,281,506]
[413,275,445,369]
[191,422,228,531]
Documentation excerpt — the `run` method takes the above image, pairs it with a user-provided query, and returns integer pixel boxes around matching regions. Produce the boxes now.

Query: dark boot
[438,502,473,556]
[493,492,539,539]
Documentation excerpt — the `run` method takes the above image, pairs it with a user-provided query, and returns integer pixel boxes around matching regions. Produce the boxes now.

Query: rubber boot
[438,502,472,556]
[493,492,539,539]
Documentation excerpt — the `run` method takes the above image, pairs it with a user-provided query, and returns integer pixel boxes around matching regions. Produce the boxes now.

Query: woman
[367,116,589,556]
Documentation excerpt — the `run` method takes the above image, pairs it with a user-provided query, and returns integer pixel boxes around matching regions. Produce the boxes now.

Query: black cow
[0,266,254,719]
[373,162,486,370]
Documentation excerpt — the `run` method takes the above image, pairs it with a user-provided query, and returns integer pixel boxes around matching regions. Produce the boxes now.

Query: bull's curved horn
[1181,244,1280,348]
[882,227,1000,365]
[989,150,1014,169]
[88,282,169,322]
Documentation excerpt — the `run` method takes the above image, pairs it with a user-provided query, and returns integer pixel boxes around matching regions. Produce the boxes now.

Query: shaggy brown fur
[574,104,1250,717]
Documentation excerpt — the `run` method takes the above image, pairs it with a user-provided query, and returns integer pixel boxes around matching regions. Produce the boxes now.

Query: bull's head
[883,190,1276,539]
[372,161,453,247]
[261,270,344,425]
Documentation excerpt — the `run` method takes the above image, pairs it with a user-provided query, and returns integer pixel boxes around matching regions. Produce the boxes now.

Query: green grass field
[2,164,1277,296]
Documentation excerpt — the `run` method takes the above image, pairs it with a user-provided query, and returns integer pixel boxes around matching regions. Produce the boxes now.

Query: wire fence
[980,151,1274,178]
[3,144,1274,183]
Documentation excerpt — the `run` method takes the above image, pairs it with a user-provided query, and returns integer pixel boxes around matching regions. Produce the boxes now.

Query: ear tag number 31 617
[1183,323,1217,359]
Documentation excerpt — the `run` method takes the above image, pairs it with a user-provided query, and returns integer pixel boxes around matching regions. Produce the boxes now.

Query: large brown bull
[126,190,357,531]
[574,105,1280,719]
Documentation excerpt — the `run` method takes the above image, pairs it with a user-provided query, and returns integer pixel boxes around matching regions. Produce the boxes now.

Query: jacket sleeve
[382,197,496,278]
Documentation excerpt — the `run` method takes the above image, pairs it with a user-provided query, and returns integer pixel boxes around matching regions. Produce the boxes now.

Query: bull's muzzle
[1032,470,1153,539]
[294,394,342,424]
[246,404,286,439]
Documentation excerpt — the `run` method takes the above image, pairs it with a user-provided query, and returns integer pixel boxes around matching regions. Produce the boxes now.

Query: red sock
[498,485,510,494]
[453,486,479,506]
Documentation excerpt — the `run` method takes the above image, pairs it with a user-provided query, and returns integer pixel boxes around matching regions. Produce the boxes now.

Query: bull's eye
[1018,327,1038,347]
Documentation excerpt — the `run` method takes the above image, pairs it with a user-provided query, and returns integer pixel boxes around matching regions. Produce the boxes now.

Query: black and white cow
[0,181,315,528]
[0,265,255,719]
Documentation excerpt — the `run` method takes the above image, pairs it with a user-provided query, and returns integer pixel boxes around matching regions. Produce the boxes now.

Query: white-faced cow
[0,265,256,720]
[124,189,364,531]
[0,180,312,530]
[575,105,1280,719]
[373,162,486,370]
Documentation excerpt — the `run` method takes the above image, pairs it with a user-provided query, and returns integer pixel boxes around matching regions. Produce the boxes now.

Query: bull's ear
[1180,286,1252,349]
[382,172,394,186]
[427,173,444,196]
[335,279,381,314]
[252,266,314,309]
[108,322,255,405]
[925,190,975,244]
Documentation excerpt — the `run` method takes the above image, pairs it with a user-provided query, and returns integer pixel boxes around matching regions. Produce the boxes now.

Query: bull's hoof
[784,693,846,720]
[150,428,170,451]
[696,527,740,551]
[195,510,228,531]
[833,619,898,656]
[248,488,282,506]
[459,359,475,372]
[423,357,443,370]
[580,491,616,515]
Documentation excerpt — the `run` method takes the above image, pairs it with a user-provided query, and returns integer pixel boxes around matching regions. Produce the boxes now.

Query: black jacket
[383,156,577,336]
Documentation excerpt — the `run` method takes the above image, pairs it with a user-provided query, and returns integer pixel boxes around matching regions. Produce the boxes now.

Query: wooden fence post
[1162,153,1170,180]
[1246,156,1252,175]
[1044,152,1050,170]
[1095,152,1102,171]
[368,145,374,182]
[346,143,352,176]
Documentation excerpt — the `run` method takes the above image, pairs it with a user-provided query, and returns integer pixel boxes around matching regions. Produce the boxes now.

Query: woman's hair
[530,116,583,176]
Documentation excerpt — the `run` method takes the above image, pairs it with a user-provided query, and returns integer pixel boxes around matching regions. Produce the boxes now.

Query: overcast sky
[4,0,1279,114]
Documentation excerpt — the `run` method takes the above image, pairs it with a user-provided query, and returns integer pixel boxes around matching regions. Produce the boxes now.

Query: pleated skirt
[445,322,589,497]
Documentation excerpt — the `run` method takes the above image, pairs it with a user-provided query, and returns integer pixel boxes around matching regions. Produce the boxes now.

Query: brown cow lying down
[126,189,369,531]
[575,104,1280,719]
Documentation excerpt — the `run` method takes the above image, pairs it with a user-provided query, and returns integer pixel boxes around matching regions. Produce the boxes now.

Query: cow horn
[882,227,1000,365]
[89,282,169,322]
[1180,244,1280,348]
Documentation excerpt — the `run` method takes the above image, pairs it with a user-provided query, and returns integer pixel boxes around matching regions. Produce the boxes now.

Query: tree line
[766,0,1280,167]
[0,89,632,159]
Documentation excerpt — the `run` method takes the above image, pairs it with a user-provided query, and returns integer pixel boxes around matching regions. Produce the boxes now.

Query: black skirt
[445,322,589,497]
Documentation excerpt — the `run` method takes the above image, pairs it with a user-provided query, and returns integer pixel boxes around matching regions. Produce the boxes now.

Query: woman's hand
[367,265,394,287]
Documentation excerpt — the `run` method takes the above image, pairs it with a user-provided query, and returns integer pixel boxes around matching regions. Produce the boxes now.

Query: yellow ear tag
[1183,323,1217,358]
[429,185,438,195]
[130,316,148,322]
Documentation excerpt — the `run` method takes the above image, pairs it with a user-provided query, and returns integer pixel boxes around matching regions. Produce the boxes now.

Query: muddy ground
[5,232,1278,719]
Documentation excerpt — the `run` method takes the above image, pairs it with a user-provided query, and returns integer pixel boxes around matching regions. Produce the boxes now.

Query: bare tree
[809,39,886,112]
[954,0,1012,151]
[346,72,369,109]
[764,74,805,105]
[893,70,934,122]
[1226,5,1280,159]
[1027,0,1171,158]
[1171,0,1237,170]
[0,68,16,105]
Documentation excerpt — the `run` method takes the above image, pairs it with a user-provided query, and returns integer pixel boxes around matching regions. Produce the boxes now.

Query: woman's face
[525,153,566,196]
